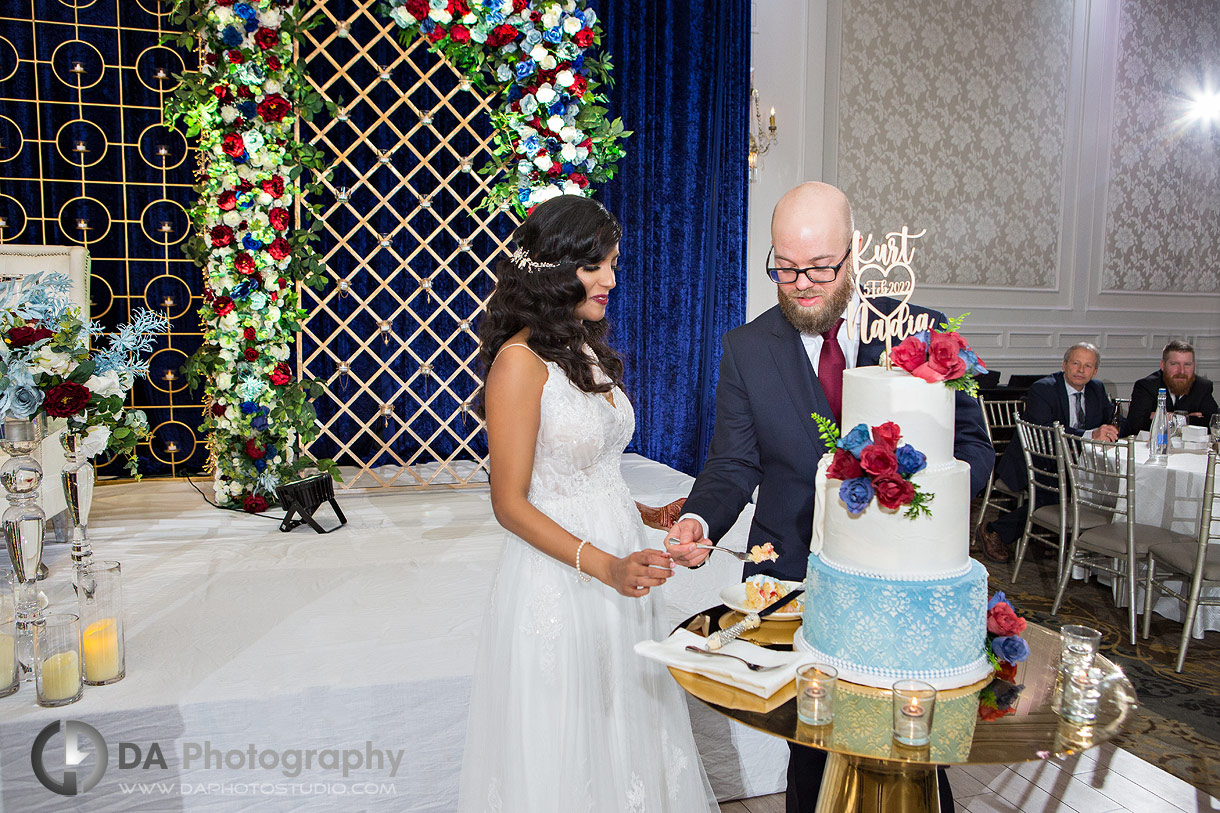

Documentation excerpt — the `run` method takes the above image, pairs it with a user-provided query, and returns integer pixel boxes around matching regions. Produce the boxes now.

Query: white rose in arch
[540,53,557,71]
[556,70,575,87]
[263,79,282,95]
[546,114,565,133]
[533,154,553,171]
[216,372,233,389]
[535,84,556,105]
[530,44,548,62]
[560,142,577,161]
[562,16,581,35]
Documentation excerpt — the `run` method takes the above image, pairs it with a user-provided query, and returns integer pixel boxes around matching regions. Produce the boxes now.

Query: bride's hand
[604,549,674,597]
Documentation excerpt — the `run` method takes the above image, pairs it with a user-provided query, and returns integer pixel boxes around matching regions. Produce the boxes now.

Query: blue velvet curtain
[594,0,750,475]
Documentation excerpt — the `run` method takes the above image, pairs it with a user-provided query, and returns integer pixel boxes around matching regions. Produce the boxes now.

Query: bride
[457,195,719,812]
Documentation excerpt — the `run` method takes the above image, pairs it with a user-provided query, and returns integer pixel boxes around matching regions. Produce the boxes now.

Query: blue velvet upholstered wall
[595,0,750,475]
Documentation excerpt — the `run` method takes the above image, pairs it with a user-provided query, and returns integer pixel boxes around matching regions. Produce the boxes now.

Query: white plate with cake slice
[719,579,804,620]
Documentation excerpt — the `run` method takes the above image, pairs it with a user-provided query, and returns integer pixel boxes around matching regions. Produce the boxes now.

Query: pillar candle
[0,634,14,685]
[83,618,121,683]
[40,650,81,701]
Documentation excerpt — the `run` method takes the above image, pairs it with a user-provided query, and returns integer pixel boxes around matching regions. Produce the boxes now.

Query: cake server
[706,588,805,650]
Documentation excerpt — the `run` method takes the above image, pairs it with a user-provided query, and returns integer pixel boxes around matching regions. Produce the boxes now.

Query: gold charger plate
[665,665,796,713]
[719,611,802,646]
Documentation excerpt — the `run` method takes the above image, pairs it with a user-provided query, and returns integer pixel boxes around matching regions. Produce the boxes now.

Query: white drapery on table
[1073,443,1218,637]
[0,455,785,812]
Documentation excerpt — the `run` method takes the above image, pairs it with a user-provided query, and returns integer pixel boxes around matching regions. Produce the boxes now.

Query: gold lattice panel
[298,2,518,489]
[0,0,203,479]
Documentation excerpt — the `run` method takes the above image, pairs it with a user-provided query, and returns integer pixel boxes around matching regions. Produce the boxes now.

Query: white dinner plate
[719,580,804,620]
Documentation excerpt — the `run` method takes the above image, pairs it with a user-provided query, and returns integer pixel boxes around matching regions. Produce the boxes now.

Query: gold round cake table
[670,608,1137,813]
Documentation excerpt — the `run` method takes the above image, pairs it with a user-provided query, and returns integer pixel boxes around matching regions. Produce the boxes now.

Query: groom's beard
[777,273,853,336]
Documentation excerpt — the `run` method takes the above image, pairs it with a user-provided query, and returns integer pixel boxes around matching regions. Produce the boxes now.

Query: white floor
[945,743,1220,812]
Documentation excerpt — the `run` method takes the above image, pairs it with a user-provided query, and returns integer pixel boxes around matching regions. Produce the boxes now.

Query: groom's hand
[665,518,711,569]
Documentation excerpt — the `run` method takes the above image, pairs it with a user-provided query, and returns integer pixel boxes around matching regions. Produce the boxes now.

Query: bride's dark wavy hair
[478,195,625,401]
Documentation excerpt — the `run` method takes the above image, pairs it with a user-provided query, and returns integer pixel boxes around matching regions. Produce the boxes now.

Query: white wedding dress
[458,347,719,812]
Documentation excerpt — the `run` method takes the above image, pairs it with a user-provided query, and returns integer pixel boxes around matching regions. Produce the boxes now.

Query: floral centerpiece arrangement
[889,314,988,397]
[812,416,933,519]
[0,271,169,475]
[381,0,630,214]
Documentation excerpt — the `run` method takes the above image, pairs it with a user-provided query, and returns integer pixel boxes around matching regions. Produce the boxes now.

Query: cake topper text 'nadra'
[845,226,933,367]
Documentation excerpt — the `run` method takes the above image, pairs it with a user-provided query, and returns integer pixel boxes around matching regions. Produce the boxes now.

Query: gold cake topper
[845,226,934,368]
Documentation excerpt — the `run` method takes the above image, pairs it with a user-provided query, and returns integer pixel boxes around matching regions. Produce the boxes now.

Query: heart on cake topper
[846,226,933,366]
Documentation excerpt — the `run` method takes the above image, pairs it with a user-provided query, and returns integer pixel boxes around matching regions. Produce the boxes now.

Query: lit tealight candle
[165,440,179,453]
[71,61,84,74]
[40,650,81,701]
[159,221,173,233]
[73,140,87,153]
[154,67,167,79]
[82,618,121,684]
[162,296,175,307]
[156,144,169,156]
[76,218,90,230]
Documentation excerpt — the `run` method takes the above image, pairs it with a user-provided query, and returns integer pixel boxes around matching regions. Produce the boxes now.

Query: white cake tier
[841,367,954,466]
[811,454,972,579]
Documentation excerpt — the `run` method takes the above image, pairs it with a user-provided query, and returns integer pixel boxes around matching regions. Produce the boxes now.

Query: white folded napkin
[635,628,813,698]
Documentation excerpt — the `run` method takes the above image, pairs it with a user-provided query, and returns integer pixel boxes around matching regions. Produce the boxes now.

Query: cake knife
[706,588,805,651]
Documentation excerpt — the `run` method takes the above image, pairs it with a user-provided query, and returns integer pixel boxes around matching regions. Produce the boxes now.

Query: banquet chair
[1053,431,1194,645]
[1141,449,1220,671]
[1009,419,1106,584]
[975,397,1025,535]
[1112,397,1131,429]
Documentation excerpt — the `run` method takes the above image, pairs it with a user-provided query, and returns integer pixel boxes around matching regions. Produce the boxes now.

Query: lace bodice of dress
[527,355,634,504]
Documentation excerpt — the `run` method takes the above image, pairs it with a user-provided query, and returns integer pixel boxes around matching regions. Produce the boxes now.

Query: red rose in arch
[221,133,246,158]
[261,175,285,198]
[257,94,291,123]
[243,494,268,513]
[234,252,256,275]
[254,27,280,51]
[268,207,290,231]
[210,225,234,247]
[267,237,291,261]
[212,296,235,316]
[217,190,237,211]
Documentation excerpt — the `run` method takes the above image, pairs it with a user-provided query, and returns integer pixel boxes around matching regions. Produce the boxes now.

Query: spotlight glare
[1188,90,1220,123]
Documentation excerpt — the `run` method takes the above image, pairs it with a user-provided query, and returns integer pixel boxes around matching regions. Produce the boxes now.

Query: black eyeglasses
[765,247,851,284]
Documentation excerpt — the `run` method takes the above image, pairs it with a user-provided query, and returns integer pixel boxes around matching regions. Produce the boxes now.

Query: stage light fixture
[275,472,347,534]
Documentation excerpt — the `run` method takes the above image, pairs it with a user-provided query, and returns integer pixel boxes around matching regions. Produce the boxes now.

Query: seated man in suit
[1123,340,1217,436]
[975,343,1117,563]
[664,181,994,813]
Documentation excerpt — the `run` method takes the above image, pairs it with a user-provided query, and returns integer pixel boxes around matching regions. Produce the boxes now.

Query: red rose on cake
[872,474,915,509]
[859,444,898,477]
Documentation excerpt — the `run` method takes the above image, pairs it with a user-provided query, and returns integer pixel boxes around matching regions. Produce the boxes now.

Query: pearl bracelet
[575,539,593,582]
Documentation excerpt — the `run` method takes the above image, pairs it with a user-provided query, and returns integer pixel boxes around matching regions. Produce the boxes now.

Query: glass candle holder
[1059,666,1104,723]
[34,613,82,707]
[892,680,936,746]
[1059,625,1101,674]
[77,561,125,685]
[795,663,838,725]
[0,592,17,697]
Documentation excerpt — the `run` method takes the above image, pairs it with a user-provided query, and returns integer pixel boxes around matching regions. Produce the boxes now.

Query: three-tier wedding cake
[797,367,994,689]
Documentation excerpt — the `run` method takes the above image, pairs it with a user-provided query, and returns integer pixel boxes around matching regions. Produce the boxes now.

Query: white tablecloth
[1073,444,1218,637]
[0,455,786,812]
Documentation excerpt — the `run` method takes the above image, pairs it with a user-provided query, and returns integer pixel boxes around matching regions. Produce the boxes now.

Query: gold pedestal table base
[671,609,1137,813]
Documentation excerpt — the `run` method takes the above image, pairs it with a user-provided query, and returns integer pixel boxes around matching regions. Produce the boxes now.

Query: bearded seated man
[1123,339,1218,436]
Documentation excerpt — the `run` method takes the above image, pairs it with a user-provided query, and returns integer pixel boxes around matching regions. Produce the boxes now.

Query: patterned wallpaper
[1101,0,1220,294]
[836,0,1074,288]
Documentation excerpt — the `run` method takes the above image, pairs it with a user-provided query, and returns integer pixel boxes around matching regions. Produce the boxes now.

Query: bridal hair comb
[509,247,562,274]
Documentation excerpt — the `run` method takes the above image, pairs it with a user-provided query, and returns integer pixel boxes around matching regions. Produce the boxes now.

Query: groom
[667,182,994,812]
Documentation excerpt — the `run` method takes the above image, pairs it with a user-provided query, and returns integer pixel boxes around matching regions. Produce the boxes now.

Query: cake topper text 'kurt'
[846,226,933,367]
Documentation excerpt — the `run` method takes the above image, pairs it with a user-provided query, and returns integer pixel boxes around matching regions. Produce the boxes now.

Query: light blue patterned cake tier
[800,554,993,690]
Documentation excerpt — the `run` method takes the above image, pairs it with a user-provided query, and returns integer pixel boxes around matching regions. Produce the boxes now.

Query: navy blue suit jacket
[993,372,1115,492]
[683,300,995,582]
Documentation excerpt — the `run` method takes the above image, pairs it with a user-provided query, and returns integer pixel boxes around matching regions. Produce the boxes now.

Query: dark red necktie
[818,318,846,423]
